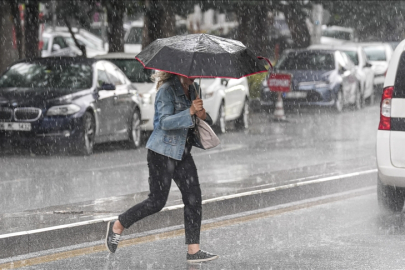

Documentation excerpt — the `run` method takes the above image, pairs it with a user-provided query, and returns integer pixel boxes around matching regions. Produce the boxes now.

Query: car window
[42,37,49,51]
[65,36,99,50]
[363,46,387,61]
[276,51,335,71]
[53,36,68,49]
[322,29,352,40]
[116,69,129,85]
[96,62,112,87]
[108,59,152,83]
[394,52,405,98]
[0,62,92,91]
[342,51,359,66]
[104,62,125,86]
[125,27,143,44]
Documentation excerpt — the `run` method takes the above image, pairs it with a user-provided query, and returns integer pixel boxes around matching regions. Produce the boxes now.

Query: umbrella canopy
[135,34,270,79]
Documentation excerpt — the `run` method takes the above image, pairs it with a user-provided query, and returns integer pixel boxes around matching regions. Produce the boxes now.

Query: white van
[376,39,405,212]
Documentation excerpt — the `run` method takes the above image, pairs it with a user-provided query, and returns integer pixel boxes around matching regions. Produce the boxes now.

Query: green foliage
[247,71,267,99]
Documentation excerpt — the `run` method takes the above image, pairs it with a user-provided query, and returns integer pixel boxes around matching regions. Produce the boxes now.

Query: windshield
[0,62,93,90]
[65,36,99,50]
[322,29,352,40]
[276,51,335,71]
[342,51,359,65]
[363,46,387,61]
[109,59,152,83]
[126,27,143,44]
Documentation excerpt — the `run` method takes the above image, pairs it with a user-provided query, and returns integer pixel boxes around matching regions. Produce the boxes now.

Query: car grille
[0,108,13,121]
[14,107,42,121]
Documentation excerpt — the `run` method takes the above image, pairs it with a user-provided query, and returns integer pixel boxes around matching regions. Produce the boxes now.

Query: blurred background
[0,0,404,99]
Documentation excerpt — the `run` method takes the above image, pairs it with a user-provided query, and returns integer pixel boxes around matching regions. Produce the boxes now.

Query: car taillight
[378,86,394,130]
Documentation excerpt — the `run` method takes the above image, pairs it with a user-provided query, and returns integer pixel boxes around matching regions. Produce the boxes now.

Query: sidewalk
[0,157,376,259]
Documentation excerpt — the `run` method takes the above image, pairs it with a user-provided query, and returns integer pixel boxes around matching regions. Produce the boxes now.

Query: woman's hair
[151,71,175,90]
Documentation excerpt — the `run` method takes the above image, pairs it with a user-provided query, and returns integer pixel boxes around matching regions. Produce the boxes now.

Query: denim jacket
[146,76,213,160]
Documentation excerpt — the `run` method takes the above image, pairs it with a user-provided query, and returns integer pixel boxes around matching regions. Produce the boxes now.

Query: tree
[320,1,405,42]
[9,0,23,59]
[233,2,271,57]
[275,1,311,48]
[142,0,177,48]
[0,1,19,72]
[102,0,126,52]
[25,0,40,58]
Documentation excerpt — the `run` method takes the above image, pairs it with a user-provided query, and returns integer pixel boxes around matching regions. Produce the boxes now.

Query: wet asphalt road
[0,104,380,234]
[17,187,405,270]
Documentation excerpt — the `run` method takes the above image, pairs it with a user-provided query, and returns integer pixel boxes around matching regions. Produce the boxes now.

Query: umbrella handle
[257,56,273,71]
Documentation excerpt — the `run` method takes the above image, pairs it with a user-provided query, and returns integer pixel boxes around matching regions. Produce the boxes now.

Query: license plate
[0,122,32,131]
[285,92,307,99]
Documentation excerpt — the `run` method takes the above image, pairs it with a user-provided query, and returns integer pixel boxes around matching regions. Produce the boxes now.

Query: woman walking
[105,72,219,263]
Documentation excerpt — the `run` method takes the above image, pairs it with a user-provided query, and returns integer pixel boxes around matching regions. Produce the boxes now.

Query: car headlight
[203,92,214,99]
[139,93,152,105]
[47,104,81,116]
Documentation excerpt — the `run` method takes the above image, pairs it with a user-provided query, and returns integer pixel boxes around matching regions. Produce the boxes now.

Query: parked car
[199,77,250,133]
[358,42,394,95]
[123,18,189,54]
[376,39,405,212]
[42,29,106,58]
[310,44,375,105]
[124,20,144,54]
[0,57,141,155]
[261,49,360,112]
[321,25,356,45]
[41,32,78,57]
[94,53,155,135]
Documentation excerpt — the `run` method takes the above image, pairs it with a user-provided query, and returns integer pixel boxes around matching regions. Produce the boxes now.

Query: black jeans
[118,148,202,244]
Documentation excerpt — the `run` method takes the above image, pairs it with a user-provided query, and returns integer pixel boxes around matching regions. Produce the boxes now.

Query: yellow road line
[0,188,374,270]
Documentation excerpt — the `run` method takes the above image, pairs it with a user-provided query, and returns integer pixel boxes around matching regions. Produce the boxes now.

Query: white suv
[376,39,405,212]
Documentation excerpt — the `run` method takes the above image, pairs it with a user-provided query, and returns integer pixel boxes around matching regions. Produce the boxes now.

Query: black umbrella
[135,34,271,79]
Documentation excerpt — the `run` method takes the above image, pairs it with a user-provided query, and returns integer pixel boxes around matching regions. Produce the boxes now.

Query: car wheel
[214,101,226,134]
[74,111,95,156]
[235,98,249,130]
[129,109,142,148]
[377,177,405,213]
[334,90,343,113]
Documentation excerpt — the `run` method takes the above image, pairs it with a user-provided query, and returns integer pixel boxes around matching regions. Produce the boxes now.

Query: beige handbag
[189,80,220,150]
[191,116,220,150]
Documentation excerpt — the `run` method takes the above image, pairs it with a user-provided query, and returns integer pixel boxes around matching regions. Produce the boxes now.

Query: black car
[0,57,142,155]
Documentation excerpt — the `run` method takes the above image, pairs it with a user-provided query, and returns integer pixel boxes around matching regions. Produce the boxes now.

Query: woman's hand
[190,97,204,115]
[195,108,207,120]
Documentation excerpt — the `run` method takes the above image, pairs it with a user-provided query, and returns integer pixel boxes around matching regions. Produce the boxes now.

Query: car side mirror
[99,83,116,91]
[52,44,61,52]
[364,62,373,68]
[221,78,229,86]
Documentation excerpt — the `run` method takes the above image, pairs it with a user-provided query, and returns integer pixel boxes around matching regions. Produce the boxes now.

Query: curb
[0,170,376,259]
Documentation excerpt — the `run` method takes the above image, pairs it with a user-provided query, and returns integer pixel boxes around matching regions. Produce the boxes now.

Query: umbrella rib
[141,45,168,67]
[186,35,203,78]
[205,34,246,50]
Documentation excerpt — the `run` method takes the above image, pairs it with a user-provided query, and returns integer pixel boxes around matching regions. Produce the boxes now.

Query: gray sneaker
[187,250,219,263]
[105,220,121,253]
